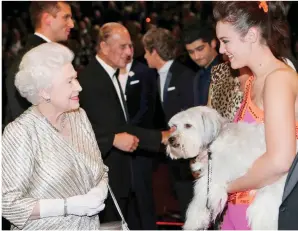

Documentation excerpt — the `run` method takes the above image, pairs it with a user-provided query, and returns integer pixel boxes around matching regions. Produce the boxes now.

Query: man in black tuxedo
[78,22,172,227]
[117,53,159,229]
[4,1,74,126]
[142,27,195,221]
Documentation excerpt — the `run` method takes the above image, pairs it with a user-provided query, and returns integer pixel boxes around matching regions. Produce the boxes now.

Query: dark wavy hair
[182,22,216,45]
[213,1,291,60]
[142,28,177,61]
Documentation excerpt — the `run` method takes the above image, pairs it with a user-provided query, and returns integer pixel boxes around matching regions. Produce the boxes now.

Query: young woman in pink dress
[213,1,298,229]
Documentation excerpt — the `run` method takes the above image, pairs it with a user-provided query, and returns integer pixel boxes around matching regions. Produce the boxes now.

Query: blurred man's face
[126,46,134,64]
[103,28,133,68]
[49,2,74,41]
[144,49,156,68]
[185,38,217,68]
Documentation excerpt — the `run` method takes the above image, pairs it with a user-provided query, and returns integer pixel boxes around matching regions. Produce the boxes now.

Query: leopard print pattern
[208,62,244,229]
[209,62,244,122]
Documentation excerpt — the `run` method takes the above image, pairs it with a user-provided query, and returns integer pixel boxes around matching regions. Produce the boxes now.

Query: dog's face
[166,106,225,160]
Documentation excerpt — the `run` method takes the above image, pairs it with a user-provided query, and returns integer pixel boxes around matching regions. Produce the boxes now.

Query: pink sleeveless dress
[221,76,298,229]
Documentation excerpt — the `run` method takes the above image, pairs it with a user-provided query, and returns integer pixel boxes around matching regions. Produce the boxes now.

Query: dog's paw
[183,207,210,230]
[209,184,228,218]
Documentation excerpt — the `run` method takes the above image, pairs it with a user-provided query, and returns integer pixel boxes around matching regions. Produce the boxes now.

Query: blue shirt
[194,55,220,106]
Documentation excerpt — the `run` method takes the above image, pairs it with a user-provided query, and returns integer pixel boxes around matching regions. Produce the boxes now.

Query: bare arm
[228,70,297,193]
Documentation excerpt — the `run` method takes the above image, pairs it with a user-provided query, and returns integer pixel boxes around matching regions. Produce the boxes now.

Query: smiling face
[48,2,74,41]
[101,27,133,69]
[216,21,252,69]
[47,62,82,112]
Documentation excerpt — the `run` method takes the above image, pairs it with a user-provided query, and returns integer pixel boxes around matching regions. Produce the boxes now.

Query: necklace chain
[36,107,67,133]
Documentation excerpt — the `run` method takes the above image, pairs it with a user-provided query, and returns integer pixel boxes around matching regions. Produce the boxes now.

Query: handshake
[113,127,175,152]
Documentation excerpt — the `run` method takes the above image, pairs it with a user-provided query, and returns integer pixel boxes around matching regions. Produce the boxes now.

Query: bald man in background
[78,22,173,228]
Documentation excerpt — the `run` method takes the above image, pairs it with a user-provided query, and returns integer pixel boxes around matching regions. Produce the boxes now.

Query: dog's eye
[184,123,192,129]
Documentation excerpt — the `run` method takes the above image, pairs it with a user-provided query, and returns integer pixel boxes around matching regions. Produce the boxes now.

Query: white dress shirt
[118,61,133,101]
[95,55,128,121]
[157,60,174,102]
[34,32,52,42]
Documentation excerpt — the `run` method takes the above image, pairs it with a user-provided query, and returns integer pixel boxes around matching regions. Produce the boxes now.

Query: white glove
[40,199,64,218]
[39,196,105,218]
[67,193,105,217]
[39,182,108,218]
[87,181,108,200]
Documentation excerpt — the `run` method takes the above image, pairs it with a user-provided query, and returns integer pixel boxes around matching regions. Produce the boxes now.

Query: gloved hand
[66,193,105,217]
[87,180,108,201]
[39,182,108,218]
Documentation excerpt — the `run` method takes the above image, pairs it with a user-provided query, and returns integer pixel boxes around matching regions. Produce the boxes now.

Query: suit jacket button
[280,206,286,212]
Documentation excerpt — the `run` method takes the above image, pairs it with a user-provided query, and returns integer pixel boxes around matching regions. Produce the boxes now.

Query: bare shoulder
[265,68,297,93]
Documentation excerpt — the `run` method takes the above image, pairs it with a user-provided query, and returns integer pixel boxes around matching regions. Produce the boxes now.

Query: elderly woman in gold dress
[2,42,108,230]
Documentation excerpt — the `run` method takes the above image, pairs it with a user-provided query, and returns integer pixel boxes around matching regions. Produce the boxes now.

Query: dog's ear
[200,109,225,146]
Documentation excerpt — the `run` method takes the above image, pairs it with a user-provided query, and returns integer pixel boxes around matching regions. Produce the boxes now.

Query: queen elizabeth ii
[2,42,109,230]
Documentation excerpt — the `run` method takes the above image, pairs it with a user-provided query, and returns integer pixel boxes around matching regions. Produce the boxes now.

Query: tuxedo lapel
[114,69,129,122]
[125,77,131,95]
[125,60,137,94]
[163,71,172,104]
[282,152,298,202]
[94,60,128,122]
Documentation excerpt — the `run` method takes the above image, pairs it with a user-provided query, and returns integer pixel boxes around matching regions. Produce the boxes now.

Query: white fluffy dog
[166,106,297,230]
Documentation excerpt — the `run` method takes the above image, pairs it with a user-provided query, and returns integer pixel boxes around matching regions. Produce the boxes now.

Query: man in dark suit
[78,22,172,227]
[117,54,159,229]
[183,23,221,106]
[142,27,195,221]
[4,1,74,126]
[278,152,298,230]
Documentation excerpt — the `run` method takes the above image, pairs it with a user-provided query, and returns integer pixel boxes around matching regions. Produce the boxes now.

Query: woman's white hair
[15,42,74,105]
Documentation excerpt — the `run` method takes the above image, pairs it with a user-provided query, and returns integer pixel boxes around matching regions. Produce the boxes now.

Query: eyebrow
[121,43,133,46]
[187,45,205,52]
[63,13,72,18]
[218,36,228,40]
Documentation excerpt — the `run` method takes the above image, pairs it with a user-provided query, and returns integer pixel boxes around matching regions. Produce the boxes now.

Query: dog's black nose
[168,136,176,145]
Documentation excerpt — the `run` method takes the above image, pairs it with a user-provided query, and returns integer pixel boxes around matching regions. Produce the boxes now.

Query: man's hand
[190,158,201,179]
[113,132,139,152]
[161,127,176,145]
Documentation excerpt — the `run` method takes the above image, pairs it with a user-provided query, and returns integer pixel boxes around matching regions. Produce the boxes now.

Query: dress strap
[234,76,254,122]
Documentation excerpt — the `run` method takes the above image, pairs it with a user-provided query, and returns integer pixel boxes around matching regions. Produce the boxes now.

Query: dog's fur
[167,106,297,230]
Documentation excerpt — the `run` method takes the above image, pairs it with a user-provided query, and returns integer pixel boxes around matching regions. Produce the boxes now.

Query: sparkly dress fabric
[2,107,108,230]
